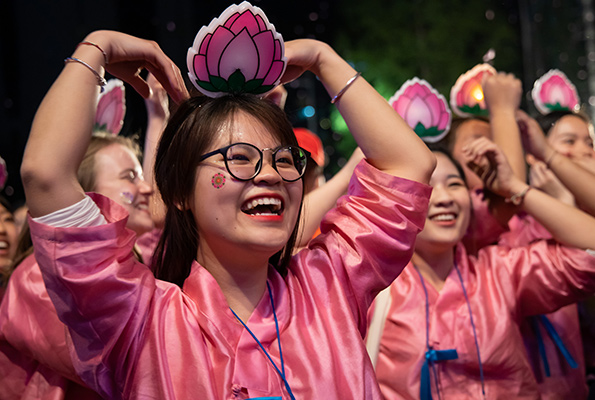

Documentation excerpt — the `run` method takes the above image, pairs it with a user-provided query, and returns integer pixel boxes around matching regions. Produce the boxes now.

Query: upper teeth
[432,214,455,221]
[0,241,7,249]
[244,197,282,211]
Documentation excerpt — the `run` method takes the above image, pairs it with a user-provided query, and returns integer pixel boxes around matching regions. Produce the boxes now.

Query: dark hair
[152,94,304,288]
[440,116,490,154]
[535,110,591,137]
[426,143,468,187]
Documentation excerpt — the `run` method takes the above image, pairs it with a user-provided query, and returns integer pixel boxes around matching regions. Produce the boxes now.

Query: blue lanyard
[230,282,296,400]
[414,261,486,400]
[530,314,578,377]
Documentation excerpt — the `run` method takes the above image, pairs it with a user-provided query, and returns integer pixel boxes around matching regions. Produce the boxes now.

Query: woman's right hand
[84,30,189,104]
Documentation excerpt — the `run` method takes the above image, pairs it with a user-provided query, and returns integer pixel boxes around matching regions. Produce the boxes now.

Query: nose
[253,151,282,184]
[430,184,455,206]
[137,178,154,195]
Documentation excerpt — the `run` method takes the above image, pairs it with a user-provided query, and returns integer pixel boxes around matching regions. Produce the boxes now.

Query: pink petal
[393,96,412,117]
[256,14,267,31]
[406,83,430,99]
[437,111,450,131]
[207,27,236,77]
[253,30,275,79]
[224,12,240,29]
[193,54,209,81]
[219,28,259,80]
[198,33,212,55]
[230,10,260,36]
[96,92,124,134]
[424,94,442,125]
[274,39,281,60]
[262,60,284,85]
[407,97,433,128]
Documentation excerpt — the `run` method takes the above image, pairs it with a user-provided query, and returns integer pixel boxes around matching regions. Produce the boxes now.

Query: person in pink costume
[0,197,17,299]
[20,27,435,400]
[0,74,169,399]
[368,137,595,399]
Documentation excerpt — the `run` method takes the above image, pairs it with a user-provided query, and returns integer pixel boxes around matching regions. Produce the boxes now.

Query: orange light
[472,86,484,101]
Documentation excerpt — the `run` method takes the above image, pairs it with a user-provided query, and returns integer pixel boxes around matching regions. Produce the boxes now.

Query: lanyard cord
[453,261,486,399]
[230,282,296,400]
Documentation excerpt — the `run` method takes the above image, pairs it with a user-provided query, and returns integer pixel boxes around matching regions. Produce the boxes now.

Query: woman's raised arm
[21,30,188,218]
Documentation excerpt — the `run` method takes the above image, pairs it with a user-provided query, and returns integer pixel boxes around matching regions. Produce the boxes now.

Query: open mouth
[241,197,283,216]
[0,240,8,250]
[429,212,457,222]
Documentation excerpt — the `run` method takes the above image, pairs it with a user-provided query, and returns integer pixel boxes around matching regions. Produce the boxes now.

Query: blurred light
[578,70,588,80]
[309,12,319,22]
[559,52,569,62]
[3,98,13,109]
[302,106,316,118]
[337,157,347,168]
[166,21,176,32]
[589,52,595,62]
[587,11,595,23]
[325,145,336,156]
[485,10,495,20]
[4,186,13,196]
[320,118,331,130]
[534,13,543,23]
[332,132,342,141]
[472,86,484,101]
[589,96,595,106]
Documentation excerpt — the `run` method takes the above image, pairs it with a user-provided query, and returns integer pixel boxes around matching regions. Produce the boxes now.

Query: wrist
[505,183,531,206]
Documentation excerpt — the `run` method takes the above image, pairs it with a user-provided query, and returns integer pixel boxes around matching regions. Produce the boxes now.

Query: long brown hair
[152,94,304,288]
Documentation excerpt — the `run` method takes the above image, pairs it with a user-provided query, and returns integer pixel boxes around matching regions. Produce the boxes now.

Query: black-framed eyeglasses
[199,142,308,182]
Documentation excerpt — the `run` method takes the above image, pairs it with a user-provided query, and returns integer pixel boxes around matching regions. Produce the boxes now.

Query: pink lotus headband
[95,78,126,135]
[389,78,452,143]
[450,64,496,118]
[187,1,287,98]
[531,69,580,115]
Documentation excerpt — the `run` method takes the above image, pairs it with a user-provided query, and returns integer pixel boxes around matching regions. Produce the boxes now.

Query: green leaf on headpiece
[459,104,489,117]
[243,78,265,93]
[415,125,445,138]
[251,84,275,95]
[209,75,230,91]
[546,103,570,112]
[228,70,247,92]
[196,79,218,92]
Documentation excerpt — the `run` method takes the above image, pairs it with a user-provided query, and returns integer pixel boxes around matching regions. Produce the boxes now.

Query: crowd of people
[1,2,595,399]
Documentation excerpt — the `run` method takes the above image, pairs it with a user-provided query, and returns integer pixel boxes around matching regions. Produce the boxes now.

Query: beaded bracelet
[64,57,107,92]
[330,71,361,104]
[77,41,109,65]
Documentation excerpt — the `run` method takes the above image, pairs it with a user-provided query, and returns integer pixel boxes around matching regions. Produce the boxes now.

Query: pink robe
[0,229,159,400]
[0,255,101,399]
[374,242,595,399]
[500,213,587,399]
[29,161,431,399]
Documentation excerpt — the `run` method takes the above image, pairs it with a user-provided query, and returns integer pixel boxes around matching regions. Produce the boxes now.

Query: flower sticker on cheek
[186,1,287,98]
[120,191,134,205]
[212,173,226,189]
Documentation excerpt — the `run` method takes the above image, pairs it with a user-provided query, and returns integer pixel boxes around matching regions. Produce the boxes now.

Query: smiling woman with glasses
[21,16,435,398]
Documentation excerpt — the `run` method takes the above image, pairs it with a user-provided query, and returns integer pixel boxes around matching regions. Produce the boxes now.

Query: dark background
[0,0,591,208]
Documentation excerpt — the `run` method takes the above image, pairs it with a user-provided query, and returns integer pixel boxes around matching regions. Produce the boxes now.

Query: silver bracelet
[505,185,531,206]
[64,57,107,92]
[330,71,361,104]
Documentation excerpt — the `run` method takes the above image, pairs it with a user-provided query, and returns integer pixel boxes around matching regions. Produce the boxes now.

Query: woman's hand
[527,155,575,205]
[84,30,189,104]
[463,137,526,198]
[516,109,554,162]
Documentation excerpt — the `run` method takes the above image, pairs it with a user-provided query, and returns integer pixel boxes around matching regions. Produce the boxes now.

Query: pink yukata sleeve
[479,241,595,317]
[298,160,431,335]
[29,193,157,399]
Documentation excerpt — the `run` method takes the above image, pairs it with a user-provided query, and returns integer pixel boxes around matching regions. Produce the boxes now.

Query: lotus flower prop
[187,1,287,98]
[389,78,452,143]
[532,69,580,115]
[450,64,496,118]
[95,79,126,135]
[0,156,6,191]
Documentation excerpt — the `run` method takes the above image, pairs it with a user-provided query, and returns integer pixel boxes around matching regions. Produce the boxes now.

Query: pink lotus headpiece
[389,78,452,143]
[450,64,496,118]
[187,1,287,98]
[95,79,126,135]
[0,156,7,191]
[532,69,580,115]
